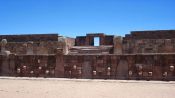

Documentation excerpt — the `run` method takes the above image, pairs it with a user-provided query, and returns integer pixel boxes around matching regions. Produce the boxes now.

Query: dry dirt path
[0,77,175,98]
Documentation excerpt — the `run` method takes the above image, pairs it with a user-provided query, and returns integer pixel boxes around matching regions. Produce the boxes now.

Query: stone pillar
[100,35,105,45]
[82,56,92,79]
[1,56,10,76]
[0,39,11,76]
[8,54,16,76]
[1,39,7,53]
[37,42,48,54]
[0,55,2,75]
[55,37,70,78]
[58,37,68,55]
[85,36,89,46]
[113,36,123,54]
[127,56,136,80]
[55,48,65,78]
[1,39,10,56]
[111,55,117,79]
[27,41,34,55]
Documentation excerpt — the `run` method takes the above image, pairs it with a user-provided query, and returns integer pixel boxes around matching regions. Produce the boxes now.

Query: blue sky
[0,0,175,37]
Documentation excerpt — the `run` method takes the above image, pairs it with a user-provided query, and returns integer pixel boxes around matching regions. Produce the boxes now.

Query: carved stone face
[148,72,152,76]
[27,42,33,48]
[138,65,143,70]
[78,70,82,74]
[17,68,21,73]
[38,59,40,63]
[170,66,174,71]
[23,66,27,70]
[1,39,7,47]
[93,71,97,75]
[45,70,49,74]
[38,66,42,70]
[58,37,66,45]
[107,67,111,70]
[138,71,142,76]
[163,72,168,77]
[73,65,77,69]
[69,71,71,74]
[23,43,27,47]
[129,71,132,76]
[30,71,34,74]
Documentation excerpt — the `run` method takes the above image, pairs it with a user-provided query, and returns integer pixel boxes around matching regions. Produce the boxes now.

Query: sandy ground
[0,77,175,98]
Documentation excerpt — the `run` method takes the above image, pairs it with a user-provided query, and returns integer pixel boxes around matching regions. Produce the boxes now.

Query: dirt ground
[0,77,175,98]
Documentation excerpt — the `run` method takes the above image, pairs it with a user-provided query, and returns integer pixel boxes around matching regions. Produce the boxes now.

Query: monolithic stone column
[37,42,48,54]
[27,41,34,55]
[8,54,16,76]
[58,37,69,55]
[113,36,123,54]
[55,48,65,78]
[1,39,11,56]
[1,39,7,53]
[0,39,11,76]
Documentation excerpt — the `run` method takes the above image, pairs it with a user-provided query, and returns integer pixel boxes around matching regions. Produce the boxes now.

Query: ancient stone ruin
[0,30,175,80]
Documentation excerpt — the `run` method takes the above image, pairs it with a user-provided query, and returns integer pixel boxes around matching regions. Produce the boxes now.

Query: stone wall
[75,33,114,46]
[10,55,56,77]
[113,36,122,54]
[0,34,75,55]
[123,30,175,53]
[3,41,65,54]
[61,54,175,80]
[0,32,175,81]
[0,34,59,42]
[124,30,175,40]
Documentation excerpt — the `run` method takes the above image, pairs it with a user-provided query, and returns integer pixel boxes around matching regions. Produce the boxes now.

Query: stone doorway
[94,37,100,46]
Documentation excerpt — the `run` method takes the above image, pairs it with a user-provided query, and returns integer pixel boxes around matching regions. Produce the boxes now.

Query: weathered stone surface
[76,33,114,46]
[113,36,122,54]
[0,31,175,81]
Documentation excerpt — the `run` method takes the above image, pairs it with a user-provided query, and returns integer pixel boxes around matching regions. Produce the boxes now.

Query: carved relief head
[1,39,7,47]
